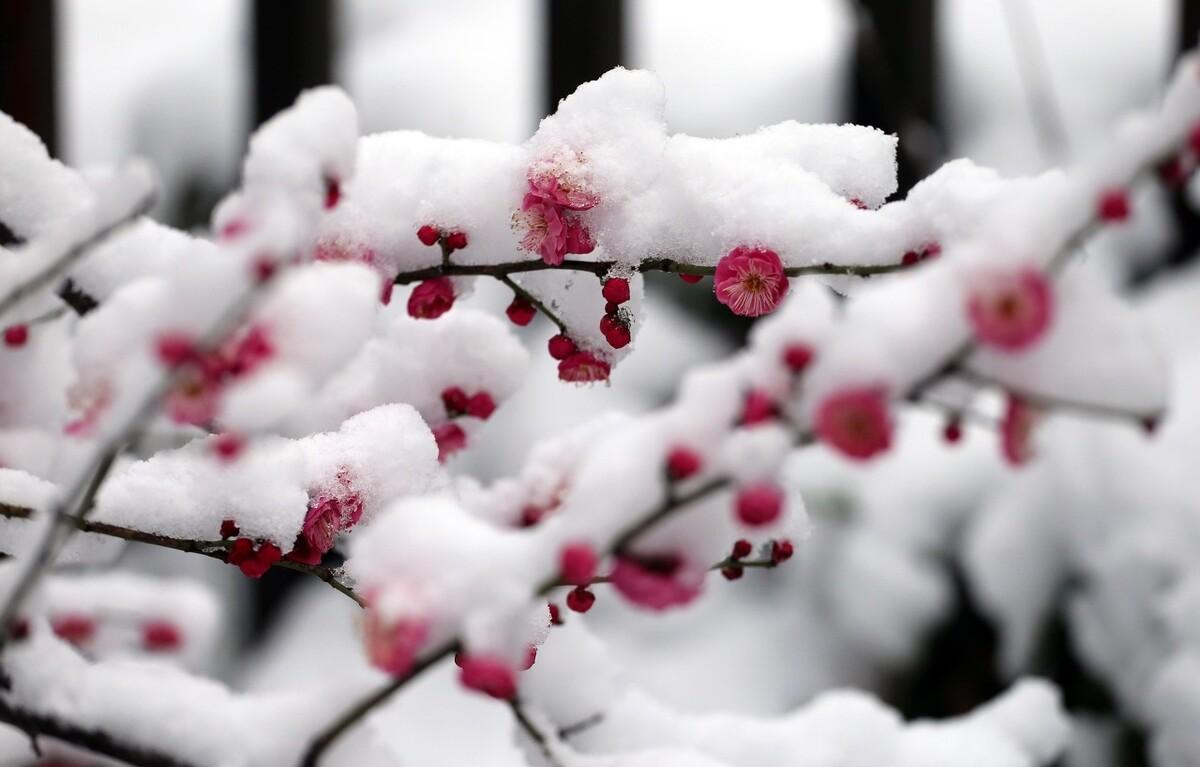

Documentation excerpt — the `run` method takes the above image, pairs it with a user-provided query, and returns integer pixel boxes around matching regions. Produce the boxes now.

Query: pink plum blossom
[713,246,789,317]
[967,267,1054,351]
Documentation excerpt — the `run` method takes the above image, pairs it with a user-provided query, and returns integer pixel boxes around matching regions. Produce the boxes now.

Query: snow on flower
[287,468,365,565]
[526,151,600,211]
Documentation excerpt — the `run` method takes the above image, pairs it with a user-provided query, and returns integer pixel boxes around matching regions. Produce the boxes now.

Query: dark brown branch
[392,257,907,286]
[0,697,196,767]
[498,274,569,334]
[557,711,604,740]
[299,644,460,767]
[508,699,563,767]
[0,503,363,607]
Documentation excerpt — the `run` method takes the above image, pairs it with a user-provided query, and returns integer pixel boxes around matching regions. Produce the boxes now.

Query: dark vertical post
[1182,0,1199,50]
[850,0,941,192]
[248,0,334,636]
[545,0,624,116]
[252,0,333,127]
[0,0,58,158]
[1163,0,1200,274]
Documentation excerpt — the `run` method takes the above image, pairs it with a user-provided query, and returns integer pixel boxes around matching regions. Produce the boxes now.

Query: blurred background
[3,2,1200,765]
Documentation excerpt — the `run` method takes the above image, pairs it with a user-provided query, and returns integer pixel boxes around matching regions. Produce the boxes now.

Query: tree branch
[508,699,564,767]
[392,256,908,286]
[497,274,569,334]
[0,503,363,607]
[0,697,196,767]
[0,188,154,319]
[0,447,120,657]
[953,365,1164,426]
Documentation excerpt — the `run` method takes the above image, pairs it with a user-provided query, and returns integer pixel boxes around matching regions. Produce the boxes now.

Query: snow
[281,307,529,442]
[0,112,92,239]
[94,404,441,549]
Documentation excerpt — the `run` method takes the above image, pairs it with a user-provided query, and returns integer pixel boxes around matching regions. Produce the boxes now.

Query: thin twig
[0,698,195,767]
[508,699,564,767]
[557,712,604,740]
[0,503,363,607]
[392,256,907,286]
[0,447,120,655]
[299,645,460,767]
[0,188,155,320]
[954,366,1163,425]
[498,274,569,334]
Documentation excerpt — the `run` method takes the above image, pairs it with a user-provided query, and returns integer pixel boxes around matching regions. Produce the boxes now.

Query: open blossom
[610,553,704,611]
[166,370,221,427]
[526,172,599,211]
[363,609,429,678]
[164,324,275,426]
[815,387,893,461]
[517,198,568,265]
[516,197,594,265]
[713,246,789,317]
[1001,395,1039,466]
[967,267,1054,351]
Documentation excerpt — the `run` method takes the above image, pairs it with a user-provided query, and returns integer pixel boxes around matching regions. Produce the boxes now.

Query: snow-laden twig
[954,365,1164,426]
[0,697,196,767]
[0,185,155,320]
[390,255,908,286]
[0,447,119,661]
[508,698,564,767]
[0,503,363,607]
